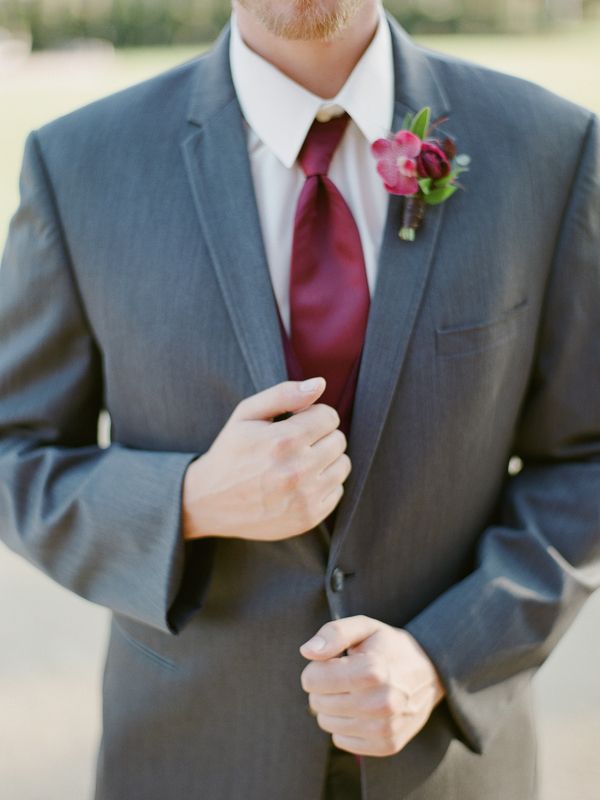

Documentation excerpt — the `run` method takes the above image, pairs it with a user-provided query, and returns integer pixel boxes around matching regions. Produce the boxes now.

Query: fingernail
[299,378,323,393]
[302,635,327,652]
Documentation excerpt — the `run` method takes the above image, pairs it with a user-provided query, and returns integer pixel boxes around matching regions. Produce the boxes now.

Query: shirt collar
[229,3,395,169]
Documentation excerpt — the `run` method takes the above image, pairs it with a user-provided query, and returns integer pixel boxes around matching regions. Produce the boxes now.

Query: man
[0,0,598,797]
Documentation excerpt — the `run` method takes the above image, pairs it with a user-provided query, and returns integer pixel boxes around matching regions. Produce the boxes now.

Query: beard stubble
[236,0,365,40]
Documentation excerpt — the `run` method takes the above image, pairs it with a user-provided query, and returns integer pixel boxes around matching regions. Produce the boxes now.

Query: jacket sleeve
[0,130,214,635]
[405,112,600,753]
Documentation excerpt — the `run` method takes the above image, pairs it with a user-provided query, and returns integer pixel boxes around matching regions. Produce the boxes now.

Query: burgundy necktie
[288,115,367,769]
[289,112,370,437]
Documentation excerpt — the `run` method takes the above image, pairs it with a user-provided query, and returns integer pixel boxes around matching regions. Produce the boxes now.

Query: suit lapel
[182,25,330,552]
[181,25,288,395]
[327,15,452,562]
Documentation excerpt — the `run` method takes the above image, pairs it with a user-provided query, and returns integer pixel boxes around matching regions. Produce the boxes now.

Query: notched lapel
[327,14,452,563]
[181,25,288,395]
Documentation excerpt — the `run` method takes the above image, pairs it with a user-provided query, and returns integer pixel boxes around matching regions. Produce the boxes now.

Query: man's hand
[182,378,351,542]
[300,615,445,757]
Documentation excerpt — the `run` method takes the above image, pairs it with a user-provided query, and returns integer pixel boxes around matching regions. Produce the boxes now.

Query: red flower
[417,142,451,180]
[371,130,422,196]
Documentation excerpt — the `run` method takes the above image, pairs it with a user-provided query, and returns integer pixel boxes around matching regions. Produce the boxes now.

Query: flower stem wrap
[400,195,427,241]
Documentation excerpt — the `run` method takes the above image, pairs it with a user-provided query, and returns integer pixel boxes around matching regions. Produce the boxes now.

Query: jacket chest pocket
[435,298,530,359]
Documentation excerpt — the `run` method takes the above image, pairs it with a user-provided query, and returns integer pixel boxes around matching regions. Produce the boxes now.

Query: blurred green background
[1,0,599,47]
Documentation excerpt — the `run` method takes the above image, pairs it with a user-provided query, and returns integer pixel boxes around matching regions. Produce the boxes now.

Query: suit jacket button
[331,567,345,592]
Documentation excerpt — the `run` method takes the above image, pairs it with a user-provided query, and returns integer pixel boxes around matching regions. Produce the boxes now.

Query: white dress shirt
[229,3,395,334]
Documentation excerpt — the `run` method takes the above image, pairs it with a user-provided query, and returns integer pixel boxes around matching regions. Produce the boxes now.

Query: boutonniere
[371,107,470,241]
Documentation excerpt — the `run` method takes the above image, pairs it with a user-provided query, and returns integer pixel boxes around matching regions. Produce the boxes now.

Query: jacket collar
[228,3,394,169]
[187,10,450,132]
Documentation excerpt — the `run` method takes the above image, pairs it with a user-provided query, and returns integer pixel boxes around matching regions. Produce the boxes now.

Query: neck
[233,1,380,98]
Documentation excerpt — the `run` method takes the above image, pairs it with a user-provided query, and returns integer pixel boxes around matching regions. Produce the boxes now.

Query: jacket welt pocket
[435,298,530,358]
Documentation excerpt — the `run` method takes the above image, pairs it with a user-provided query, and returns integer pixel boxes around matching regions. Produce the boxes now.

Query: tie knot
[298,112,350,178]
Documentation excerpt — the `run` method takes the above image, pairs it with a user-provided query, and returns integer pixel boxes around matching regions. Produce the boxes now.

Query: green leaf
[402,111,414,131]
[433,174,452,189]
[418,178,432,195]
[436,159,471,187]
[410,107,431,140]
[434,168,460,188]
[423,185,459,206]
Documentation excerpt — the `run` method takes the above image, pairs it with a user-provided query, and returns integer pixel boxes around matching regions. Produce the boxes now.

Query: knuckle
[323,485,344,516]
[325,620,344,643]
[271,433,297,460]
[317,403,340,429]
[341,453,352,478]
[330,456,347,482]
[372,687,397,717]
[308,693,320,713]
[360,655,387,688]
[300,668,313,693]
[296,485,317,525]
[332,429,347,455]
[280,464,303,491]
[374,717,395,739]
[316,713,330,733]
[380,736,400,757]
[354,615,374,631]
[391,716,406,741]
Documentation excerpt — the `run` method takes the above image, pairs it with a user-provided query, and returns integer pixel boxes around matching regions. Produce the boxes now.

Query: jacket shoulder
[420,42,594,145]
[34,53,204,157]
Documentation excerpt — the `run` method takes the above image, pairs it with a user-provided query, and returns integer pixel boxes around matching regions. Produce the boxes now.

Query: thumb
[232,377,326,422]
[300,615,382,660]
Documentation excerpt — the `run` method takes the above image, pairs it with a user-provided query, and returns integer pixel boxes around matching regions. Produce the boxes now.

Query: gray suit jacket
[1,11,599,800]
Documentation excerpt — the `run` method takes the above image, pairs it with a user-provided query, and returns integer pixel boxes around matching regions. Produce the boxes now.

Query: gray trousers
[322,744,362,800]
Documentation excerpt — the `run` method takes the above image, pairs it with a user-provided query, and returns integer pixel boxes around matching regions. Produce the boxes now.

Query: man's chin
[237,0,363,41]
